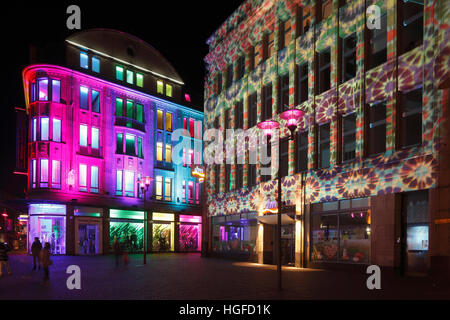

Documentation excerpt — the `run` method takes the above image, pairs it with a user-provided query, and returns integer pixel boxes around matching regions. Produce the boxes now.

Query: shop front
[74,206,103,255]
[28,203,67,255]
[152,212,175,252]
[211,212,258,261]
[179,215,202,252]
[109,209,144,253]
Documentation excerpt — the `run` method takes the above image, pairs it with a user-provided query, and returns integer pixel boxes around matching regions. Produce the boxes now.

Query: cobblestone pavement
[0,253,448,300]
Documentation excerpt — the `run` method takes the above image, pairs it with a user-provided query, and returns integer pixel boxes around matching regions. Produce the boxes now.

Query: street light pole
[139,176,152,265]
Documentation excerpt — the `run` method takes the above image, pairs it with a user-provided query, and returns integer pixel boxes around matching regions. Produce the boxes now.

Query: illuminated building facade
[204,0,450,276]
[20,29,204,255]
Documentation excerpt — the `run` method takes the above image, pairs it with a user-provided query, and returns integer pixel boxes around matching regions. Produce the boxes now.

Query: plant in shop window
[179,225,199,251]
[152,224,171,251]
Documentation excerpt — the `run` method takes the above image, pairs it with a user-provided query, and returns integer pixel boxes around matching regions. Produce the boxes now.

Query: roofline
[22,64,203,117]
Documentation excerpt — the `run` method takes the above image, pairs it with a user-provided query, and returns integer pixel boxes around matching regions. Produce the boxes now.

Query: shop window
[398,0,423,55]
[262,84,273,121]
[157,109,164,130]
[116,66,124,81]
[296,130,308,173]
[92,57,100,73]
[152,220,174,252]
[38,78,48,101]
[367,101,386,156]
[368,13,387,69]
[31,159,37,188]
[279,19,291,50]
[342,112,356,162]
[116,98,123,116]
[166,84,173,97]
[279,73,290,113]
[312,213,338,261]
[316,49,331,94]
[52,160,61,189]
[116,133,123,154]
[91,127,99,149]
[318,122,330,169]
[136,73,144,87]
[80,52,89,69]
[164,177,172,201]
[226,64,234,89]
[29,206,66,254]
[279,138,289,178]
[296,63,309,104]
[92,90,100,113]
[91,166,99,193]
[79,164,87,192]
[79,124,88,147]
[110,220,143,253]
[225,164,231,192]
[341,33,357,83]
[125,134,135,156]
[399,88,422,148]
[215,164,220,194]
[155,176,163,200]
[157,80,164,94]
[40,117,49,141]
[248,92,258,128]
[52,80,60,103]
[212,219,257,255]
[80,86,89,110]
[116,170,123,196]
[166,112,172,132]
[179,217,201,251]
[237,55,245,80]
[124,171,134,197]
[235,101,243,130]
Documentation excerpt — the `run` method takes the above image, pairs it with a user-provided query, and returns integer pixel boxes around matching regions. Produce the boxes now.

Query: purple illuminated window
[40,159,48,188]
[91,166,99,193]
[188,181,194,204]
[51,160,61,189]
[52,80,61,103]
[52,119,61,142]
[116,170,123,196]
[79,164,87,192]
[38,78,48,101]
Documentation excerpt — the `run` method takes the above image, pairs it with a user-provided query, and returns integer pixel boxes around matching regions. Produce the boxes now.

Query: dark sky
[0,0,243,198]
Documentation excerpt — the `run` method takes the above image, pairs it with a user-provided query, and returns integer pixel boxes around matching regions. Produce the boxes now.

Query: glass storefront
[152,213,174,252]
[179,215,202,252]
[75,207,102,255]
[109,209,144,253]
[28,204,66,254]
[311,198,371,264]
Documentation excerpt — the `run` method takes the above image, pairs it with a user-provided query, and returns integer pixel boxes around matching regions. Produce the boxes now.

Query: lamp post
[138,176,153,264]
[257,108,304,292]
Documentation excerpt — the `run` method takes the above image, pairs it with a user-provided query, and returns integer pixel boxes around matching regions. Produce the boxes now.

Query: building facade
[204,0,450,276]
[20,29,204,255]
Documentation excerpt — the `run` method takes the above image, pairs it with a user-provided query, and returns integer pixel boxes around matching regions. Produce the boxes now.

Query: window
[124,171,134,197]
[164,178,172,201]
[235,101,243,130]
[226,64,234,88]
[136,73,144,87]
[279,139,289,178]
[341,33,357,83]
[399,0,423,55]
[318,123,331,168]
[253,43,262,68]
[116,133,123,154]
[80,86,89,110]
[248,151,257,189]
[157,110,164,130]
[279,74,290,112]
[166,84,173,97]
[116,170,123,196]
[126,100,134,119]
[280,20,292,50]
[52,80,60,103]
[79,164,87,192]
[297,63,309,104]
[157,80,164,94]
[30,81,36,103]
[236,162,244,189]
[196,121,202,139]
[215,164,220,194]
[92,90,100,113]
[92,57,100,73]
[91,166,99,193]
[317,0,333,23]
[116,66,124,81]
[156,176,163,200]
[182,181,186,203]
[116,98,123,116]
[264,32,274,61]
[31,159,37,188]
[262,84,273,121]
[188,181,194,203]
[136,103,143,122]
[165,144,172,163]
[225,164,231,192]
[52,119,61,142]
[400,88,422,148]
[51,160,61,189]
[296,130,308,172]
[166,112,172,132]
[342,113,356,162]
[40,118,49,141]
[368,13,387,69]
[317,49,331,94]
[237,56,245,80]
[248,93,258,128]
[196,182,200,204]
[40,159,49,188]
[138,138,143,158]
[260,141,272,183]
[80,52,89,69]
[367,102,386,156]
[91,127,99,149]
[125,134,135,156]
[38,78,48,101]
[32,118,37,142]
[126,70,134,84]
[156,142,163,161]
[297,5,312,35]
[79,124,88,147]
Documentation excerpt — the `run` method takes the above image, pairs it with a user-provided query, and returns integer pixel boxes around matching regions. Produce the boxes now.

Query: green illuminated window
[116,133,123,154]
[126,100,134,119]
[116,98,123,116]
[136,103,143,122]
[125,134,135,155]
[138,138,143,158]
[136,73,144,87]
[166,84,173,97]
[116,170,123,196]
[126,70,134,84]
[116,66,124,81]
[157,80,164,94]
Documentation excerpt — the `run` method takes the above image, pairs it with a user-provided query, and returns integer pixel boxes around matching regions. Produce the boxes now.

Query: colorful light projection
[110,221,143,253]
[179,215,202,252]
[152,212,174,252]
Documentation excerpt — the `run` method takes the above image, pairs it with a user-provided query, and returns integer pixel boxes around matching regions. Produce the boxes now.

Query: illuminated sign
[191,165,205,182]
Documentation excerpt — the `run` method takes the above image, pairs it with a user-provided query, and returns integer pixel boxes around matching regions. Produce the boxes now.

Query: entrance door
[78,224,100,255]
[402,191,429,275]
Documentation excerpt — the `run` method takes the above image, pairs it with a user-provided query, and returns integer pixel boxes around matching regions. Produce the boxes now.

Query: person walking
[0,234,12,278]
[40,242,52,285]
[113,237,121,267]
[31,237,42,271]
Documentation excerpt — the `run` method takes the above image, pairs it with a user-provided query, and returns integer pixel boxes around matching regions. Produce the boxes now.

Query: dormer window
[116,66,124,81]
[92,57,100,73]
[80,52,89,69]
[126,70,134,84]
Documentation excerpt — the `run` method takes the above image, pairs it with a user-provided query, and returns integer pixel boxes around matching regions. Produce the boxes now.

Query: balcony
[114,116,146,132]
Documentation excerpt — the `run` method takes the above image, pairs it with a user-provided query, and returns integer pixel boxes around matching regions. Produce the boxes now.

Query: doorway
[78,224,100,255]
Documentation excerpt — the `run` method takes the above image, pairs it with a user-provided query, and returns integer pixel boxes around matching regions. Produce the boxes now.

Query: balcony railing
[115,116,146,132]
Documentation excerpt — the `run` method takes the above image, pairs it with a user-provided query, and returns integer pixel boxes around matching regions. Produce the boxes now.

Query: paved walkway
[0,253,448,300]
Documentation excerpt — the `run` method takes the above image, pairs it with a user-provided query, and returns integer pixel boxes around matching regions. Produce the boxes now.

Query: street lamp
[138,176,153,264]
[257,108,304,292]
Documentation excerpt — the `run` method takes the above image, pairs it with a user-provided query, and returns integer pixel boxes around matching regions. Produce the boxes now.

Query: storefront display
[109,209,144,253]
[179,215,202,252]
[152,213,174,252]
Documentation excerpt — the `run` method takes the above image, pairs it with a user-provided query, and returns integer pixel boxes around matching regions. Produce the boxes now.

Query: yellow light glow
[153,212,174,222]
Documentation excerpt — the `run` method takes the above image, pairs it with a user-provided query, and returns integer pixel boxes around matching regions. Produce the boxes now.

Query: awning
[257,214,295,225]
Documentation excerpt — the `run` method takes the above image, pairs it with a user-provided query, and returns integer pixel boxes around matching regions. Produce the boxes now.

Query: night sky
[0,0,243,199]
